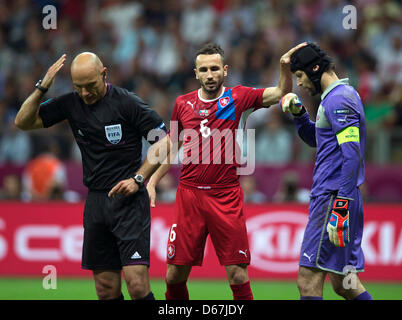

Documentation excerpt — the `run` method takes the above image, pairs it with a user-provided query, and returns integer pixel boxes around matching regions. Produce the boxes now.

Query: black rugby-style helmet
[290,43,333,94]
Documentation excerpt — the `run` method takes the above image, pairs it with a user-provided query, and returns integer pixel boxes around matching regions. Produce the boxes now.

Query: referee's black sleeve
[126,93,167,143]
[38,93,71,127]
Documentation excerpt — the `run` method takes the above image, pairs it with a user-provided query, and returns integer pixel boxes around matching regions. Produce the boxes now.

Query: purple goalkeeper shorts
[299,188,365,275]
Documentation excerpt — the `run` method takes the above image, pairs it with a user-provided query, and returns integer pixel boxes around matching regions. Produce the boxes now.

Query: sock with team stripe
[165,280,189,300]
[230,281,253,300]
[300,296,323,300]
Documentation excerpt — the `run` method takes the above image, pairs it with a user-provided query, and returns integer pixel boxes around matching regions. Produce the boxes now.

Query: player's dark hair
[195,42,225,66]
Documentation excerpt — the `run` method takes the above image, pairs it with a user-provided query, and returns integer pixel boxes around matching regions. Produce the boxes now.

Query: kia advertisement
[0,203,401,281]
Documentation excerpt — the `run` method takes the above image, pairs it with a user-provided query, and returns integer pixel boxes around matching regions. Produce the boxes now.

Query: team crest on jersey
[219,97,230,108]
[104,124,122,144]
[216,89,235,120]
[167,244,175,259]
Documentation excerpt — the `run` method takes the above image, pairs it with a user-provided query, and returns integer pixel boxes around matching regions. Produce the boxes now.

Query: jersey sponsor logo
[104,124,122,144]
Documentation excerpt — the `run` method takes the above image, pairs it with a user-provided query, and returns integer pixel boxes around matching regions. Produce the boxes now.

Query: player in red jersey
[110,42,306,299]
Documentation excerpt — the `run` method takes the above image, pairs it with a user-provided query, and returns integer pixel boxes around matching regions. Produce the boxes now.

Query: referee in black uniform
[15,53,167,300]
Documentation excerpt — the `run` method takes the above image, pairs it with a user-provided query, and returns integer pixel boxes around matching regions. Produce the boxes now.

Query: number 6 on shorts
[169,224,177,242]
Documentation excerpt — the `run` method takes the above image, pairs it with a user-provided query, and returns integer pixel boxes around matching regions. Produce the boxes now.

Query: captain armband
[336,126,360,145]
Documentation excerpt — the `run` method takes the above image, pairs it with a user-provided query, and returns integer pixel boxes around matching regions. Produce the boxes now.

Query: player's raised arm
[15,54,66,130]
[261,43,307,107]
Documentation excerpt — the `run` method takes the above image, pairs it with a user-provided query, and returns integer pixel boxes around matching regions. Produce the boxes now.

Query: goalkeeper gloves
[326,196,351,247]
[280,93,303,115]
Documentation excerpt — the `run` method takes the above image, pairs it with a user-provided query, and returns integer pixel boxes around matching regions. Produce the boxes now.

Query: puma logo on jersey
[186,101,195,109]
[239,250,248,258]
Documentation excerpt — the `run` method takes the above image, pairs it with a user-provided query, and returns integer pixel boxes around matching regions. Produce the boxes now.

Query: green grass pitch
[1,278,402,300]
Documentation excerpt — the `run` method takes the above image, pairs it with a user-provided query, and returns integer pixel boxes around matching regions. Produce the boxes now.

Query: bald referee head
[71,52,107,105]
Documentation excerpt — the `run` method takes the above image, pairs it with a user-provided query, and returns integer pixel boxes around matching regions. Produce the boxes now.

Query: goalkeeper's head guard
[290,43,333,94]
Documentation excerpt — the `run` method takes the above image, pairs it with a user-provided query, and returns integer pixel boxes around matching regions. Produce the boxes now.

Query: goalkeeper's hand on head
[280,93,303,115]
[326,196,351,247]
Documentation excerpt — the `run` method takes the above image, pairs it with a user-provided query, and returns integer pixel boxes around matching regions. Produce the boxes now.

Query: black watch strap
[132,174,144,187]
[35,80,48,93]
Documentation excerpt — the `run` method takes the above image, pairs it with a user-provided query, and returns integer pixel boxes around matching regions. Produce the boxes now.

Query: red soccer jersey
[169,85,265,188]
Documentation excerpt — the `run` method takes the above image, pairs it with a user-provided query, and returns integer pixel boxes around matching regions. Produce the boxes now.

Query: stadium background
[0,0,401,300]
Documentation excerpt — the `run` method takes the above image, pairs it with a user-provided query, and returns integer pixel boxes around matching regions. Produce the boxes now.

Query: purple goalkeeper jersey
[293,78,366,198]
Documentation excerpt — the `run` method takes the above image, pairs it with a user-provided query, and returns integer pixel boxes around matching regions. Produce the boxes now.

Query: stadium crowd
[0,0,401,201]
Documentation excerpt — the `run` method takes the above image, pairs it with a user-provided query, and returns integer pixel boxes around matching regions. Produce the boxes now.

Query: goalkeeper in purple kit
[280,43,372,300]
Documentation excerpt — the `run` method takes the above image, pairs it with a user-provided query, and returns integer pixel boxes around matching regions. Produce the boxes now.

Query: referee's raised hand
[108,178,139,198]
[41,54,67,89]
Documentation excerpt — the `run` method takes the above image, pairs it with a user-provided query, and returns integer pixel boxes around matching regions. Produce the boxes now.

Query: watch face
[135,175,144,183]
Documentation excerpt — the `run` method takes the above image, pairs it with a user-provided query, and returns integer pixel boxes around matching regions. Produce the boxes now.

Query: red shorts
[166,183,250,266]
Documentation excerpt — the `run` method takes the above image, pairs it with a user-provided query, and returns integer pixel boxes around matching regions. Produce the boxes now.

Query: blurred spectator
[21,139,79,202]
[385,92,402,128]
[364,84,395,129]
[377,32,402,88]
[255,108,292,164]
[316,0,355,41]
[0,112,31,165]
[0,173,22,200]
[99,0,144,42]
[240,175,267,203]
[273,171,310,203]
[180,0,216,47]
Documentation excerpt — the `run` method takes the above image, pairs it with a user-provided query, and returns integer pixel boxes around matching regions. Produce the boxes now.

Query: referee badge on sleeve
[105,124,122,144]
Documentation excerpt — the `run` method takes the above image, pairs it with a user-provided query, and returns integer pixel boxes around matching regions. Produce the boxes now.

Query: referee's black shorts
[81,186,150,270]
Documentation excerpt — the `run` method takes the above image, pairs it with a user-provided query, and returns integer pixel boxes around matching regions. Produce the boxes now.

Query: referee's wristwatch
[35,79,49,93]
[132,174,145,187]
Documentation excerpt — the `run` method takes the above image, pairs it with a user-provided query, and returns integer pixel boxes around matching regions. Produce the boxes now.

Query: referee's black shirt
[39,84,166,191]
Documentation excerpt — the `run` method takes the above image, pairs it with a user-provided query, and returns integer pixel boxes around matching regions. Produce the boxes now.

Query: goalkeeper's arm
[280,93,316,147]
[326,136,361,247]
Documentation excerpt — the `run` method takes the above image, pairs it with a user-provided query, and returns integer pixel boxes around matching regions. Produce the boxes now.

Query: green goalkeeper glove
[280,93,303,115]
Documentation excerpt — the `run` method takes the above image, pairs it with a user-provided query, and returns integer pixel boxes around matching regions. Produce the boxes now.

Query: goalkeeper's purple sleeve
[293,110,317,147]
[337,139,361,198]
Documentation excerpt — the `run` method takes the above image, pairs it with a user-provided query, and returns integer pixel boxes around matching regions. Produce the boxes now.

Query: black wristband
[35,80,48,93]
[292,106,307,117]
